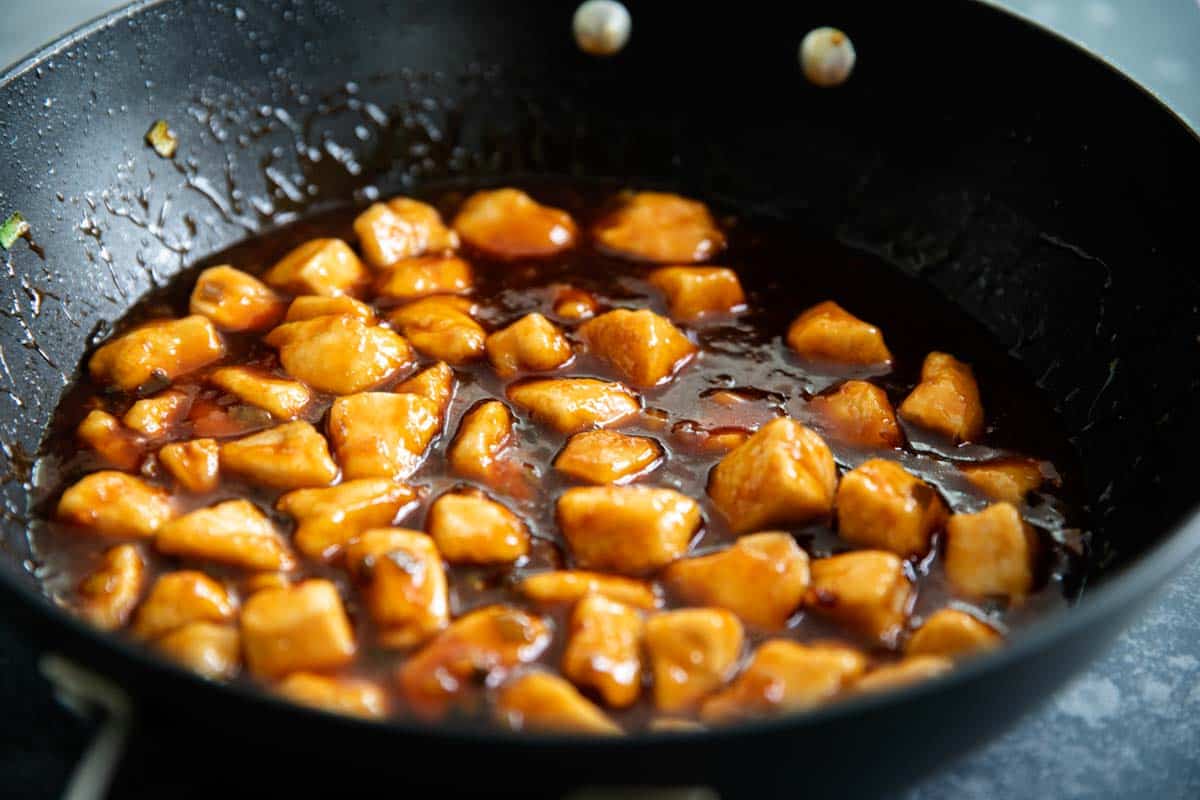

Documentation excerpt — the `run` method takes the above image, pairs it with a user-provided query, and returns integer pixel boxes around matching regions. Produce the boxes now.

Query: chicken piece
[394,362,455,420]
[960,459,1044,505]
[553,430,662,485]
[562,595,644,708]
[670,421,752,455]
[593,191,725,263]
[278,478,417,562]
[284,294,376,323]
[244,572,291,594]
[262,238,369,297]
[344,528,449,649]
[647,266,745,321]
[507,378,640,434]
[123,390,192,438]
[835,459,948,558]
[387,296,486,365]
[209,367,311,421]
[496,672,621,735]
[240,580,357,679]
[700,640,867,723]
[708,418,837,534]
[558,486,699,576]
[553,287,600,321]
[276,673,389,719]
[578,309,696,387]
[517,571,659,610]
[156,499,295,571]
[155,622,241,680]
[189,265,285,332]
[219,421,339,490]
[855,656,954,693]
[396,605,551,720]
[131,571,236,640]
[77,544,145,631]
[898,352,985,443]
[786,301,892,365]
[158,438,219,493]
[77,410,142,471]
[808,380,903,448]
[265,314,412,395]
[452,188,577,259]
[944,502,1037,600]
[447,400,515,482]
[663,532,810,628]
[907,608,1003,659]
[89,315,225,392]
[426,490,530,564]
[375,256,473,302]
[807,551,914,645]
[644,608,744,712]
[353,197,460,267]
[56,471,175,539]
[328,392,441,481]
[486,313,573,378]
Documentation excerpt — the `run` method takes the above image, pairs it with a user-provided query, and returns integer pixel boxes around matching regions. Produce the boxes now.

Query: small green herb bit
[146,119,178,158]
[0,212,30,250]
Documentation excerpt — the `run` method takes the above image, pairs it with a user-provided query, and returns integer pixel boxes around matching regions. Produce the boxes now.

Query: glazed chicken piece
[898,352,985,442]
[496,672,621,735]
[906,608,1003,660]
[277,478,417,562]
[944,502,1037,601]
[189,265,285,332]
[516,571,660,610]
[786,301,893,366]
[375,255,473,302]
[708,418,837,534]
[156,499,295,571]
[447,400,516,483]
[77,544,145,631]
[592,191,725,263]
[209,367,311,421]
[328,392,441,480]
[56,471,175,539]
[647,266,745,321]
[89,315,225,392]
[485,313,573,377]
[396,605,551,720]
[122,389,192,438]
[700,640,867,723]
[265,314,413,394]
[155,622,241,680]
[553,430,662,485]
[553,286,600,321]
[344,528,449,649]
[835,459,948,558]
[562,594,644,708]
[76,410,142,471]
[959,459,1044,505]
[663,532,810,629]
[426,490,530,564]
[262,238,369,297]
[855,656,954,693]
[284,294,376,323]
[220,421,339,490]
[353,196,460,267]
[807,551,914,646]
[451,188,577,259]
[158,438,219,493]
[131,571,236,640]
[578,308,696,387]
[394,361,456,420]
[507,378,640,434]
[644,608,744,713]
[387,296,486,365]
[240,580,357,679]
[558,486,699,575]
[808,380,903,449]
[244,572,291,594]
[276,673,389,719]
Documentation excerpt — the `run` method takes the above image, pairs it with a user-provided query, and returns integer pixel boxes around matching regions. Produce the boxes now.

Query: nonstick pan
[1,1,1199,797]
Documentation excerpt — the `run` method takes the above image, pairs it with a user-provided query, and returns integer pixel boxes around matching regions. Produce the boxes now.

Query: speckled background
[1,2,1198,798]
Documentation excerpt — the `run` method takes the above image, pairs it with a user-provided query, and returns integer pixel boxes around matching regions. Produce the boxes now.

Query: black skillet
[1,1,1199,797]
